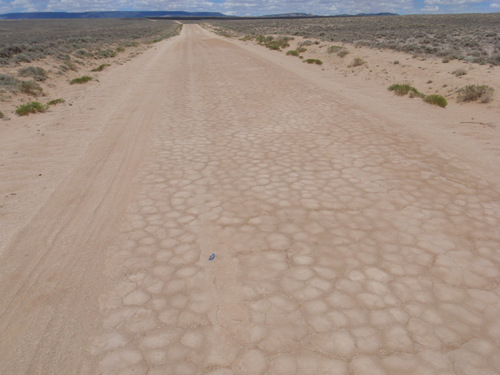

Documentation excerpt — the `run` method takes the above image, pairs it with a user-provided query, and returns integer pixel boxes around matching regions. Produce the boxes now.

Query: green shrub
[19,80,43,96]
[70,76,93,85]
[296,47,307,53]
[286,50,299,56]
[91,64,110,72]
[457,84,494,103]
[349,57,365,67]
[388,84,413,96]
[47,98,65,106]
[0,110,4,119]
[266,37,291,51]
[424,94,448,107]
[18,66,48,81]
[116,47,125,52]
[305,59,323,65]
[16,101,47,116]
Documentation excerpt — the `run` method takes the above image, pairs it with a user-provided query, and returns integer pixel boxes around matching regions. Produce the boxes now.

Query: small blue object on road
[209,253,215,261]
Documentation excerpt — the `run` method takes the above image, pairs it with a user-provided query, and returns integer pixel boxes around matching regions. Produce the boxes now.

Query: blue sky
[0,0,498,16]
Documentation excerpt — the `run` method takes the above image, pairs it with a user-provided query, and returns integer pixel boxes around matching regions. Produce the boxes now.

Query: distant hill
[262,13,316,17]
[0,11,227,20]
[353,12,398,16]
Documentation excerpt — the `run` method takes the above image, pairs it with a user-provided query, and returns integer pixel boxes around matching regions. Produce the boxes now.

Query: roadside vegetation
[0,19,181,120]
[389,83,447,107]
[0,19,180,67]
[91,64,111,72]
[15,101,47,116]
[70,76,93,85]
[209,13,500,65]
[457,84,494,103]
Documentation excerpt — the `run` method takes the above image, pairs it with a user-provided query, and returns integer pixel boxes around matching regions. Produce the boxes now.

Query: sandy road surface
[1,24,500,374]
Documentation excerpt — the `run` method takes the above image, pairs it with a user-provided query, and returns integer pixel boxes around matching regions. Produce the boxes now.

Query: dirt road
[1,24,500,375]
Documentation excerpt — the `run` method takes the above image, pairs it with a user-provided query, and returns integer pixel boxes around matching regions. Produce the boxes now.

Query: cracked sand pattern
[90,25,500,375]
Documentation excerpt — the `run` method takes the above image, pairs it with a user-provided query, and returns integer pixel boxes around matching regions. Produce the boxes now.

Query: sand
[0,24,500,375]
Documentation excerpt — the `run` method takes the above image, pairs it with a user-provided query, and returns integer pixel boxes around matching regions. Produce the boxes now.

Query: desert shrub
[286,50,300,56]
[116,47,125,52]
[91,63,110,72]
[70,75,93,84]
[299,40,314,46]
[0,74,20,90]
[393,60,400,64]
[487,53,500,65]
[388,84,423,98]
[457,84,494,103]
[327,45,349,57]
[74,49,93,58]
[452,68,467,76]
[263,37,291,51]
[63,60,78,71]
[18,80,43,96]
[296,47,307,53]
[95,49,117,58]
[305,59,323,65]
[18,66,48,81]
[0,110,4,119]
[13,53,33,63]
[424,94,448,107]
[16,101,47,116]
[349,57,365,67]
[47,98,65,105]
[337,49,349,58]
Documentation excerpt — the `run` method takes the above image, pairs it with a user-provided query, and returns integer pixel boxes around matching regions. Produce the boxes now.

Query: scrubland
[0,19,180,118]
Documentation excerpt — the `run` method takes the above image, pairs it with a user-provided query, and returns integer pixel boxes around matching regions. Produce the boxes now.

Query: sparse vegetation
[457,84,494,103]
[305,59,323,65]
[263,36,292,50]
[0,110,4,119]
[349,57,365,67]
[388,84,423,97]
[15,101,47,116]
[452,68,467,77]
[18,80,43,96]
[91,64,111,72]
[47,98,65,106]
[18,66,48,81]
[286,50,300,56]
[328,45,349,58]
[0,74,20,91]
[70,75,93,85]
[424,94,448,107]
[209,13,500,66]
[389,83,446,107]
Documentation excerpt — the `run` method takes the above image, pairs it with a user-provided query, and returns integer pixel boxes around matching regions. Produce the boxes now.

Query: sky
[0,0,498,16]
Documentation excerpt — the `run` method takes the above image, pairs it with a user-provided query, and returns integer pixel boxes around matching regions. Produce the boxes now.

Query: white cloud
[490,2,500,7]
[421,5,439,11]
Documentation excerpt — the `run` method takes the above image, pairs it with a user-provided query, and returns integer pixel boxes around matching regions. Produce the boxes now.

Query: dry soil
[1,24,500,375]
